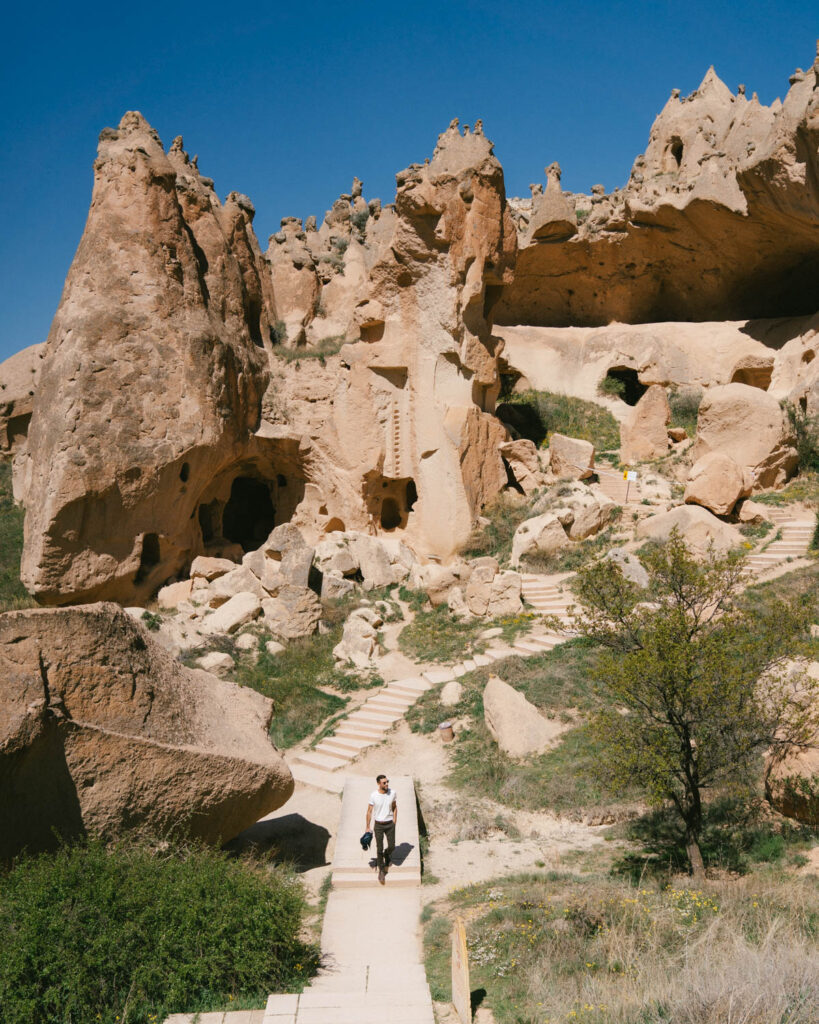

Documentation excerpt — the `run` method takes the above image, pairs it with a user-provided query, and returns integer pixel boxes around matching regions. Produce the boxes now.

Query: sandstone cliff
[496,46,819,327]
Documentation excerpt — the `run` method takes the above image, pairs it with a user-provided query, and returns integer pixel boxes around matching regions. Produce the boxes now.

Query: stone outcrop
[684,451,752,515]
[20,114,276,606]
[548,433,594,479]
[511,513,568,567]
[0,603,293,860]
[620,385,670,463]
[19,114,518,607]
[692,383,797,488]
[483,675,566,757]
[497,47,819,327]
[0,343,45,502]
[333,606,383,668]
[636,504,741,555]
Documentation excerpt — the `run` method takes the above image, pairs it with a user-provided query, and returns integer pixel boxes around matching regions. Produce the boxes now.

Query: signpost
[451,915,471,1023]
[623,468,638,502]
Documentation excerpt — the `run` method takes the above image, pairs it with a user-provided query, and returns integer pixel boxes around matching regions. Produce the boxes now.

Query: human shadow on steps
[368,841,414,870]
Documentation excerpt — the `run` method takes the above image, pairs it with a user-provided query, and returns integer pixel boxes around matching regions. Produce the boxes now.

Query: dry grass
[424,870,819,1023]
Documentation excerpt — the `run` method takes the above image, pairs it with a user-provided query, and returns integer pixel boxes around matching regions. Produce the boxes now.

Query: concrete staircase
[290,624,568,793]
[520,573,576,618]
[744,510,814,575]
[264,775,434,1023]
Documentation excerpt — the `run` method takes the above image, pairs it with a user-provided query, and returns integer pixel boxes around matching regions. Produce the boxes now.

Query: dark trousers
[374,820,395,871]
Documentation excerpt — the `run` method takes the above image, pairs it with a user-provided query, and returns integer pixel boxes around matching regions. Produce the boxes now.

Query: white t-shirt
[369,787,396,823]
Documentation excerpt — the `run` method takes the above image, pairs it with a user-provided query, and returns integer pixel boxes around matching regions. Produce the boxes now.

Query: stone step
[293,1006,434,1024]
[315,738,373,758]
[422,668,456,684]
[294,750,350,772]
[331,869,422,888]
[374,691,416,707]
[297,988,432,1008]
[335,723,387,741]
[367,697,413,713]
[319,734,376,753]
[290,763,345,793]
[347,709,403,726]
[386,677,432,694]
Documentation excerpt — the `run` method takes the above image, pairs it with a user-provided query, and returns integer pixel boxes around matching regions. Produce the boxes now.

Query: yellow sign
[451,915,471,1023]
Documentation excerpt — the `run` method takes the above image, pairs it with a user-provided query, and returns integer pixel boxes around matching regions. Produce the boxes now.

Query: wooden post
[451,915,471,1023]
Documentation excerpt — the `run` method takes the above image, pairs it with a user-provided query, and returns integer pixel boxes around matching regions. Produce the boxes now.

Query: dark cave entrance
[380,497,402,530]
[134,532,161,584]
[602,367,648,406]
[222,476,276,552]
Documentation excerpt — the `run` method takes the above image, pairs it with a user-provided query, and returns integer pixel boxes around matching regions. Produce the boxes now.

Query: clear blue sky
[1,1,816,363]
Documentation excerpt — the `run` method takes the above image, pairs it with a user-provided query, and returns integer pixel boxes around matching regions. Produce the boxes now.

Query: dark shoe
[378,869,385,884]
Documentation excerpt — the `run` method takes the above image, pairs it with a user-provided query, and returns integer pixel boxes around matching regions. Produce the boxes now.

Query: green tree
[569,529,818,876]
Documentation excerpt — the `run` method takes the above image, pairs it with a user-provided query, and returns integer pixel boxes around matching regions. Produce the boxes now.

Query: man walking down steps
[365,773,397,884]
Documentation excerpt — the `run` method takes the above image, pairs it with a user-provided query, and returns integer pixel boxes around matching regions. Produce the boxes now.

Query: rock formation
[17,113,518,605]
[21,114,276,605]
[0,343,45,502]
[496,46,819,327]
[0,603,293,860]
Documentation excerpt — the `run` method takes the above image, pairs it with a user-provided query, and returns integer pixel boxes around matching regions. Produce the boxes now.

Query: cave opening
[198,500,220,543]
[222,476,276,552]
[603,367,648,406]
[730,365,773,390]
[134,532,161,584]
[669,137,683,168]
[406,479,418,511]
[380,497,402,530]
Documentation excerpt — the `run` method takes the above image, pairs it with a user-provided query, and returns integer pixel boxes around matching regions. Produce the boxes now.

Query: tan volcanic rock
[483,675,566,757]
[636,504,741,555]
[620,385,671,463]
[497,49,819,327]
[684,451,752,515]
[0,342,46,503]
[692,383,797,488]
[0,603,293,860]
[261,119,518,561]
[21,114,278,605]
[549,433,595,479]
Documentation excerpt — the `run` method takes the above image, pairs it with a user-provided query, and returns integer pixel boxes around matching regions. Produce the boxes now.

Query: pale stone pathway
[264,775,432,1023]
[290,584,574,793]
[744,507,814,575]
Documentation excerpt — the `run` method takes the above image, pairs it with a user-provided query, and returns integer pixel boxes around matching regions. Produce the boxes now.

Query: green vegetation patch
[423,870,819,1024]
[496,389,620,451]
[754,471,819,506]
[397,605,533,664]
[461,492,533,563]
[271,335,346,365]
[668,385,703,438]
[232,633,347,748]
[0,460,33,612]
[0,839,318,1024]
[407,639,636,816]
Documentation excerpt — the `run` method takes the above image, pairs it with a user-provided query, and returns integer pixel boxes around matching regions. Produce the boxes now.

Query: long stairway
[290,621,568,792]
[744,508,814,575]
[264,776,433,1023]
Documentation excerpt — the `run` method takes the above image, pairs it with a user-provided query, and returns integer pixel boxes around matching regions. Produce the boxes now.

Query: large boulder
[684,451,752,515]
[692,383,798,489]
[0,604,293,861]
[548,433,595,480]
[636,504,742,555]
[261,586,322,640]
[499,438,543,494]
[620,385,670,464]
[483,675,566,757]
[333,607,383,669]
[511,513,568,567]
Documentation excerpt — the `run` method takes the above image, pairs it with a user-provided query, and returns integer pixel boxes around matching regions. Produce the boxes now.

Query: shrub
[271,335,346,365]
[668,385,703,438]
[461,492,532,563]
[497,390,620,450]
[597,374,626,399]
[350,209,369,232]
[0,839,318,1024]
[785,401,819,473]
[270,319,288,346]
[0,460,33,612]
